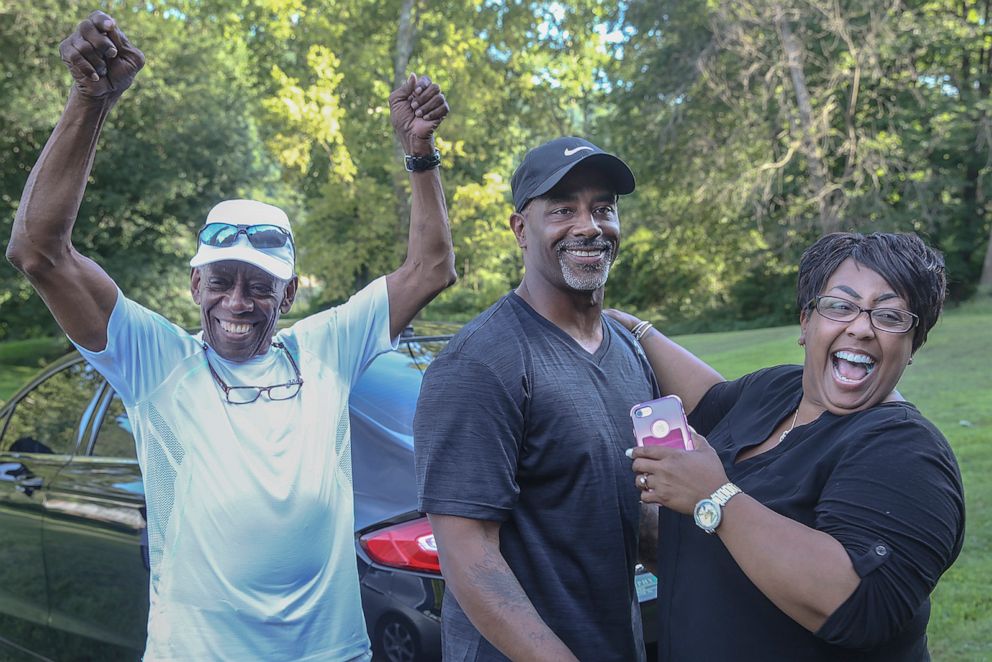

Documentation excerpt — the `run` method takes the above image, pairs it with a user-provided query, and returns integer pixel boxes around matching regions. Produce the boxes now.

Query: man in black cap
[414,137,659,660]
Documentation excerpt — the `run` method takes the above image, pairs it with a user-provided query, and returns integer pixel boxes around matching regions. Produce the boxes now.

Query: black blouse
[655,365,964,661]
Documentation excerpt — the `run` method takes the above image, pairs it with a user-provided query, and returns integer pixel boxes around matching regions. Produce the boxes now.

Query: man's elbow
[6,236,45,277]
[6,233,67,282]
[422,255,458,296]
[439,260,458,291]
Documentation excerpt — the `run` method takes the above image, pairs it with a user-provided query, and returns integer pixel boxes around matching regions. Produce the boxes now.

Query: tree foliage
[607,0,990,328]
[1,0,988,339]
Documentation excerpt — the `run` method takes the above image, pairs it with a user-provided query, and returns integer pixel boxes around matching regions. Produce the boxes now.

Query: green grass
[1,300,989,658]
[898,301,992,661]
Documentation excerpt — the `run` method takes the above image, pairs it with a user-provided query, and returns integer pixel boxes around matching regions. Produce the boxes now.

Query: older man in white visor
[6,10,455,661]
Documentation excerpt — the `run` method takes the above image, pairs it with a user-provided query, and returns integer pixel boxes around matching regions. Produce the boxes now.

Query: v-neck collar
[508,291,612,362]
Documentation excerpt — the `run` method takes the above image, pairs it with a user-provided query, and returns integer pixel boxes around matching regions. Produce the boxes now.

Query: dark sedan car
[0,327,657,662]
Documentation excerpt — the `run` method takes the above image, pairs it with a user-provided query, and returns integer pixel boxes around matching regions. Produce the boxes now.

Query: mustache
[555,238,616,254]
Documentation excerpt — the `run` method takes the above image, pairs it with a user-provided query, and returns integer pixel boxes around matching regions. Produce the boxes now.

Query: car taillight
[359,517,441,574]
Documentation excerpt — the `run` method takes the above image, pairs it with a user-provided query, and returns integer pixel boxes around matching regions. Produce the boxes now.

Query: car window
[401,338,449,371]
[351,350,423,436]
[349,338,449,436]
[92,393,137,460]
[2,361,104,456]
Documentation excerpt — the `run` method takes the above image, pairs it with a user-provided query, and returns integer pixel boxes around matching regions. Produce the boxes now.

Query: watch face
[694,499,721,532]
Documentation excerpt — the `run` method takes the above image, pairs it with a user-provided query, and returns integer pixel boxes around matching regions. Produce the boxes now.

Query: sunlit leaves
[264,46,356,181]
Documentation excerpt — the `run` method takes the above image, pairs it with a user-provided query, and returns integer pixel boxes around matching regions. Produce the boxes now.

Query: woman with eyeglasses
[611,232,964,661]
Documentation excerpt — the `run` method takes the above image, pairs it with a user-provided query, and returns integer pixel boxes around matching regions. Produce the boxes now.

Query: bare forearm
[406,166,456,294]
[717,495,860,631]
[7,87,120,349]
[7,11,140,349]
[637,327,723,413]
[385,74,455,337]
[10,89,115,264]
[430,515,577,661]
[444,545,577,661]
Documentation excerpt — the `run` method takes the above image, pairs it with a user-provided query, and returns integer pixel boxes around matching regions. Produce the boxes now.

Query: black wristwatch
[405,149,441,172]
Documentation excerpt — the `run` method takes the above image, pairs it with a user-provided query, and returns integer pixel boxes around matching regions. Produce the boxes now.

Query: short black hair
[796,232,946,352]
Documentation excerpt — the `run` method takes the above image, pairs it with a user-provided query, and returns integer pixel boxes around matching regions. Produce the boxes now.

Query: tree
[605,0,990,326]
[0,1,280,339]
[258,0,625,314]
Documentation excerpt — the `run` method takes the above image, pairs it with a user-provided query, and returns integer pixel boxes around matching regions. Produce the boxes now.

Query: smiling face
[191,261,297,361]
[511,163,620,294]
[799,258,915,416]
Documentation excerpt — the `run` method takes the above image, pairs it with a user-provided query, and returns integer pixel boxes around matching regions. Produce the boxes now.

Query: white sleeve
[69,289,199,407]
[282,276,397,385]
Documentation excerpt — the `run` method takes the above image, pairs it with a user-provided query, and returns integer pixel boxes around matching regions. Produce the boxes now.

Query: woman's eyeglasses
[203,341,304,404]
[198,223,293,250]
[811,295,918,333]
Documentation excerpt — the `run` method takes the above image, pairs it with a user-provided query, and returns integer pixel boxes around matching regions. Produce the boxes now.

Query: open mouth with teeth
[832,350,876,384]
[558,244,613,264]
[219,319,254,335]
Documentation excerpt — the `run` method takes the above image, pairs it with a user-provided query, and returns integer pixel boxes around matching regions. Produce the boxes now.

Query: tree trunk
[963,0,991,296]
[979,223,992,294]
[774,6,840,234]
[975,0,992,296]
[391,0,417,241]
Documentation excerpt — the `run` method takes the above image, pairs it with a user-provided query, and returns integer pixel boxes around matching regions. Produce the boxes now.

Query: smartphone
[630,395,694,450]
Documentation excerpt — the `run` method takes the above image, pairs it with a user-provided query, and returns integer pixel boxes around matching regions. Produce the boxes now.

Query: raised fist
[389,74,449,155]
[59,11,145,100]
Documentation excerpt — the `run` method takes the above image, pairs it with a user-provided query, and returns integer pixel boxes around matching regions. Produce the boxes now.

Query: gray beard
[557,248,614,291]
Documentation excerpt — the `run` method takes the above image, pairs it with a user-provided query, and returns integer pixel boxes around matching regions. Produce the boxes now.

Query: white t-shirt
[73,277,396,661]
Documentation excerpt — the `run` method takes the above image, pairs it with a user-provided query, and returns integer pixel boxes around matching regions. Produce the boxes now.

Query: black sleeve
[686,367,774,436]
[413,353,525,521]
[814,412,965,649]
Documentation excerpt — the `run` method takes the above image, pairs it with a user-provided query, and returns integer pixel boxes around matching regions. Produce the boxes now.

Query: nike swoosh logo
[563,146,594,156]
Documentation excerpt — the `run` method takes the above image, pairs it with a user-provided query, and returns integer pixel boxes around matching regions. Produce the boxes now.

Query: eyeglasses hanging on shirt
[202,341,304,404]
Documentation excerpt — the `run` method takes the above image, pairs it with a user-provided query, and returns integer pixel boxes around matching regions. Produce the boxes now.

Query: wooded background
[1,0,989,339]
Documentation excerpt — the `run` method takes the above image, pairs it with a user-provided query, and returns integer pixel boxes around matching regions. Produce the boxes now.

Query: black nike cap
[510,136,636,212]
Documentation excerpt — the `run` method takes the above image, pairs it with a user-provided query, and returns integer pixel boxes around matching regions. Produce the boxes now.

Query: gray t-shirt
[414,292,658,661]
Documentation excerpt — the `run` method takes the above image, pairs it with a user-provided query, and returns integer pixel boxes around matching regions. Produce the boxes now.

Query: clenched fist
[59,11,145,100]
[389,74,449,155]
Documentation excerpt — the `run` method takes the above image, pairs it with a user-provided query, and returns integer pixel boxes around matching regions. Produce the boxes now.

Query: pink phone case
[630,395,694,450]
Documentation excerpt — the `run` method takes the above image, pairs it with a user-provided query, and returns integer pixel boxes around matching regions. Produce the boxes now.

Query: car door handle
[15,475,44,495]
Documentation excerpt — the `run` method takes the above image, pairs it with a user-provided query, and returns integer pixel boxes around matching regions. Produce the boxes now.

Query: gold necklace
[778,408,800,444]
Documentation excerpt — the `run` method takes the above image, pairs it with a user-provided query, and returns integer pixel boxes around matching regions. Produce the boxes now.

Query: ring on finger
[638,474,649,488]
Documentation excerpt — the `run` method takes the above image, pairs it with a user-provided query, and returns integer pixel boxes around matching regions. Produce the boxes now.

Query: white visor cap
[189,199,295,281]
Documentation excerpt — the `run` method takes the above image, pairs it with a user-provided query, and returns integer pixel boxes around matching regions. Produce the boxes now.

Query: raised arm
[428,515,579,662]
[5,11,144,351]
[384,74,457,339]
[605,308,723,413]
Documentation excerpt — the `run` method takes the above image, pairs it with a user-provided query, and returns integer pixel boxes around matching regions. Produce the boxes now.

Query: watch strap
[405,149,441,172]
[711,482,742,507]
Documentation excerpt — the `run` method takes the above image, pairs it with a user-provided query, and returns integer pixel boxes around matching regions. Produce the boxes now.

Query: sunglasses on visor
[198,223,293,250]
